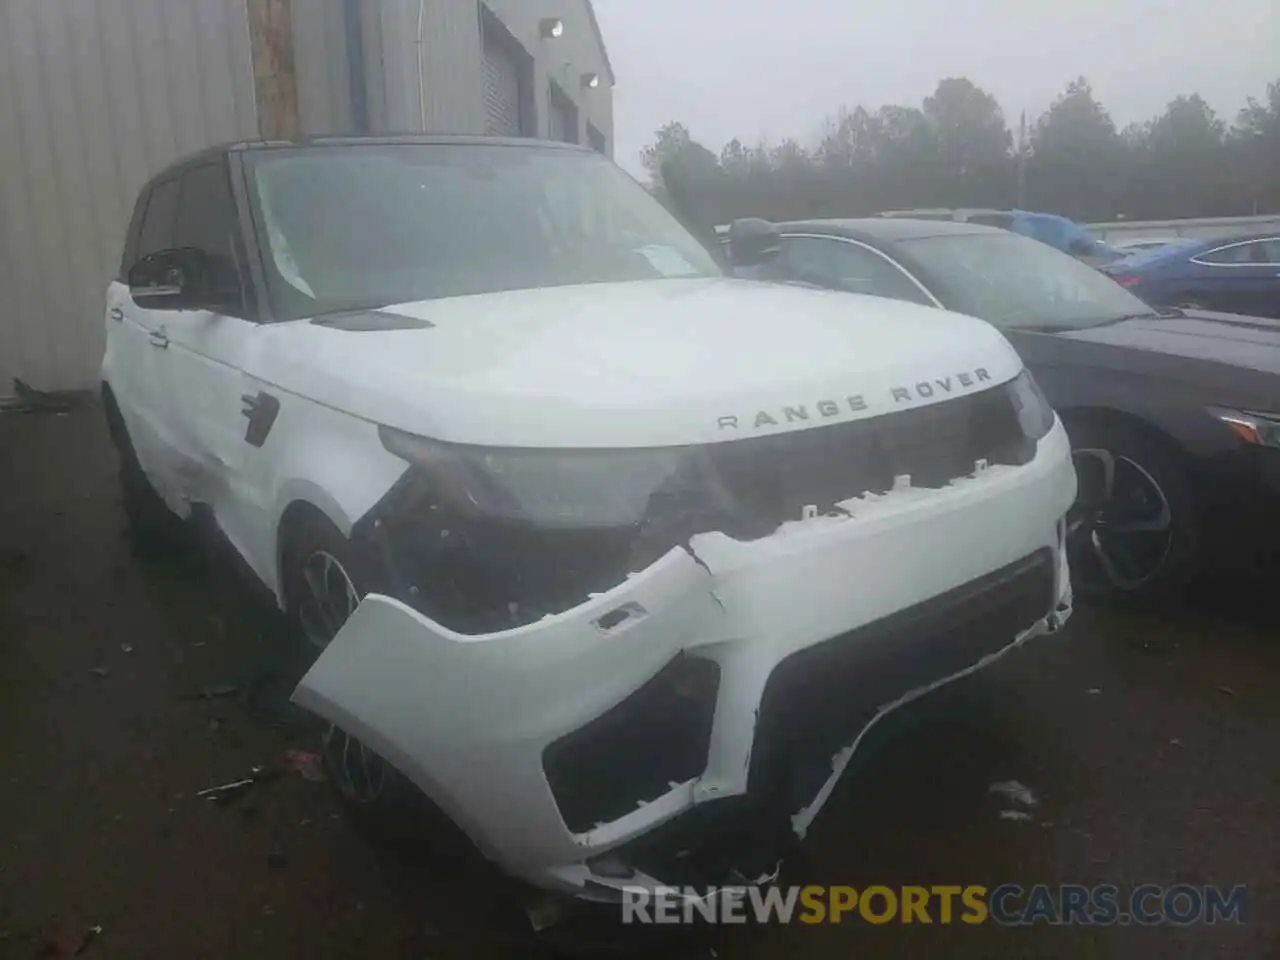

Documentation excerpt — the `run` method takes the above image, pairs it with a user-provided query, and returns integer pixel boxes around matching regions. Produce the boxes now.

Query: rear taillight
[1114,275,1141,287]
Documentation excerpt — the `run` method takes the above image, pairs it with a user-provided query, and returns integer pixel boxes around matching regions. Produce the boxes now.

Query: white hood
[251,278,1023,448]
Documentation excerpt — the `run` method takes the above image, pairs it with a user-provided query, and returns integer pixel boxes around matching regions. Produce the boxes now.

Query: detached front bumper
[293,423,1076,897]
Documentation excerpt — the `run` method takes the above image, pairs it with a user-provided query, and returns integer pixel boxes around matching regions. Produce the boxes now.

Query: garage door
[483,34,521,136]
[549,93,575,143]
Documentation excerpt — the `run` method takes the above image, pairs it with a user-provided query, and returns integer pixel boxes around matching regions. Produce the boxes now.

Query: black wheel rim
[1067,448,1174,592]
[296,549,389,804]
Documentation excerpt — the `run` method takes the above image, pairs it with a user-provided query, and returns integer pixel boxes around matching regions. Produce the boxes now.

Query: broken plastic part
[594,602,646,633]
[989,780,1037,807]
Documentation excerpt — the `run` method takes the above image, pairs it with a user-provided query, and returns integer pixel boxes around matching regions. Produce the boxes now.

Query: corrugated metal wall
[0,0,614,396]
[0,0,258,396]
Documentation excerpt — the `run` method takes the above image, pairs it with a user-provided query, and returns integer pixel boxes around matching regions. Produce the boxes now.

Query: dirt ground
[1,407,1277,959]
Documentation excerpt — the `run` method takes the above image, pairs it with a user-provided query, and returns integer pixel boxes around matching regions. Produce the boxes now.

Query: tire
[280,512,453,844]
[103,396,187,560]
[1061,418,1197,603]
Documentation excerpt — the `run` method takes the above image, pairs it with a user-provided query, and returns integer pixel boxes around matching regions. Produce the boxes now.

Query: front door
[151,160,260,559]
[114,175,188,510]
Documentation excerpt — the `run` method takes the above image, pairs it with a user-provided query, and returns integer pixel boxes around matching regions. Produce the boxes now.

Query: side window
[781,236,836,282]
[1256,239,1280,265]
[1198,243,1255,265]
[782,237,931,306]
[175,162,243,309]
[136,178,179,263]
[118,188,149,279]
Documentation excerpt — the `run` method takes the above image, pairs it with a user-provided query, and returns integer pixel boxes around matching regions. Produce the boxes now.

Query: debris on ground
[196,765,277,808]
[180,682,239,701]
[1085,687,1102,695]
[38,923,102,956]
[526,894,576,932]
[8,378,92,414]
[989,780,1037,807]
[999,810,1034,822]
[267,846,287,869]
[1170,738,1183,748]
[196,777,256,807]
[120,644,133,654]
[279,748,326,783]
[208,718,224,737]
[87,667,110,678]
[1216,685,1236,696]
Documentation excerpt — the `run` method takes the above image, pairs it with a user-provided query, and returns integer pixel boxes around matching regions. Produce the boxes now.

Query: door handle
[109,306,124,322]
[148,329,169,349]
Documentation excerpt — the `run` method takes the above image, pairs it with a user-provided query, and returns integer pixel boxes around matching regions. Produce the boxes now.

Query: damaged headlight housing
[1007,369,1056,442]
[379,425,696,528]
[1211,409,1280,449]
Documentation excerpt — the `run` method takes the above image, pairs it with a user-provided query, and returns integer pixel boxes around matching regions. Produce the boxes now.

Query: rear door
[1188,240,1278,316]
[1248,239,1280,318]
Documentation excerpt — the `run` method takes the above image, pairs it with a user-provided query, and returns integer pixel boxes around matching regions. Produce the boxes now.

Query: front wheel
[1063,419,1197,602]
[281,514,419,824]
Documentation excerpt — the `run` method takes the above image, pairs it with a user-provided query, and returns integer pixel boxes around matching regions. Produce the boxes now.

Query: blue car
[1103,234,1280,318]
[1007,210,1122,267]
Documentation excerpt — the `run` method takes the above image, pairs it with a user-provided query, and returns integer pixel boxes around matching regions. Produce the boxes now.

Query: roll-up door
[483,33,521,136]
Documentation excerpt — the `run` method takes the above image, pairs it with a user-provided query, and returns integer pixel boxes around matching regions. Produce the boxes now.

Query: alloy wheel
[1066,448,1174,593]
[296,548,390,805]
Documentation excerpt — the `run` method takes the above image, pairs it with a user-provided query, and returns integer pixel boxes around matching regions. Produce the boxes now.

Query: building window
[548,82,578,144]
[587,123,606,154]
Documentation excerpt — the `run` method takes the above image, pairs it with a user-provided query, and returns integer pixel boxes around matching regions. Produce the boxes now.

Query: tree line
[640,77,1280,226]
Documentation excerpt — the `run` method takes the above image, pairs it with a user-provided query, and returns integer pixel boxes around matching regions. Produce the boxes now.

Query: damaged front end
[293,373,1076,897]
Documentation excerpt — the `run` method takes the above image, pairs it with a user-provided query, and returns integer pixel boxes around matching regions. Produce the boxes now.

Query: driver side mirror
[128,248,217,311]
[727,218,781,267]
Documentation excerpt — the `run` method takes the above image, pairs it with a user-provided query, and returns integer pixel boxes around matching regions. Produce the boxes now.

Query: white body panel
[249,278,1022,448]
[104,267,1075,899]
[294,422,1076,894]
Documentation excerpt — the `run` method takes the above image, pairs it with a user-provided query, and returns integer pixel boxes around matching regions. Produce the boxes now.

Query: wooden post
[246,0,300,140]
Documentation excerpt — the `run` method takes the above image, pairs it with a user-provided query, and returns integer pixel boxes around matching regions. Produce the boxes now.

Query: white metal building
[0,0,614,397]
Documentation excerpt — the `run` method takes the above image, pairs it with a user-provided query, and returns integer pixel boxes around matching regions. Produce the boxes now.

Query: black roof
[226,133,593,153]
[142,134,594,189]
[776,217,1002,242]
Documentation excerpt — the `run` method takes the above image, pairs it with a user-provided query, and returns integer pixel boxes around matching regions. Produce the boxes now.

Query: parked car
[1110,237,1182,256]
[1102,233,1280,318]
[100,137,1075,900]
[874,208,1122,267]
[726,216,1280,600]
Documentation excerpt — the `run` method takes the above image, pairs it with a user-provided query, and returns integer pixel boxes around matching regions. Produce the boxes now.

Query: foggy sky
[591,0,1278,177]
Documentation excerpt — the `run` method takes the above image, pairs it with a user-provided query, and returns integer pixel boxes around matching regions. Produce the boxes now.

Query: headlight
[1007,369,1056,442]
[1212,409,1280,449]
[378,425,693,527]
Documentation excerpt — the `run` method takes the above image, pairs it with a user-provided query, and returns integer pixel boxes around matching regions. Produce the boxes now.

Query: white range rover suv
[100,135,1075,900]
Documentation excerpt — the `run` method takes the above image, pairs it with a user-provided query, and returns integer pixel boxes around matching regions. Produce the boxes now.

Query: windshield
[900,231,1154,330]
[244,143,722,320]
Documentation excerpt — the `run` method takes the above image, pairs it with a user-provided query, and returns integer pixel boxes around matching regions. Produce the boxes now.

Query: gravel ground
[1,407,1276,959]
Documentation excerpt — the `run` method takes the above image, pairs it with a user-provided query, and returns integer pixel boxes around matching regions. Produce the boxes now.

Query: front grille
[358,382,1037,632]
[704,383,1033,529]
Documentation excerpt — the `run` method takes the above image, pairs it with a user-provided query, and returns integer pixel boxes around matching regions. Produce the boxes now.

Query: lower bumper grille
[590,550,1058,888]
[749,548,1056,807]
